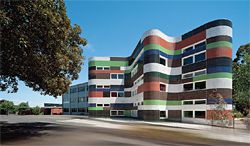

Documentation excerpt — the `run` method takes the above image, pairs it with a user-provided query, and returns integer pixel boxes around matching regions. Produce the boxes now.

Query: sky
[1,0,249,107]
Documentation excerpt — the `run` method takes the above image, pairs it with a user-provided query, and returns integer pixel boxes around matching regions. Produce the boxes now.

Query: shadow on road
[0,122,60,144]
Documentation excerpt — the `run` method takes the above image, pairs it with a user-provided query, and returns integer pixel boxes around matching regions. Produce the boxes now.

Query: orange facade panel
[138,82,160,93]
[143,35,176,50]
[176,31,206,49]
[89,91,103,97]
[207,47,232,59]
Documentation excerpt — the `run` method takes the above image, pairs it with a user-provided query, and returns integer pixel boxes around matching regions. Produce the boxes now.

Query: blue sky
[1,0,249,107]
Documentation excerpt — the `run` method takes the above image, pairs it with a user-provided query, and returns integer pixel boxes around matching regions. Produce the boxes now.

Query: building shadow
[0,122,60,144]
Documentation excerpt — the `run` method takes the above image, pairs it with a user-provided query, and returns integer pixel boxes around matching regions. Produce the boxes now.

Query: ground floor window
[184,111,193,118]
[78,108,86,112]
[195,111,206,118]
[63,108,69,112]
[118,111,124,116]
[160,111,166,118]
[71,108,77,112]
[110,110,124,116]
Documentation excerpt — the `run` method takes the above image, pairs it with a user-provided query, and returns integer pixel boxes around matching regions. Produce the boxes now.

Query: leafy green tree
[0,0,87,97]
[0,100,15,114]
[32,106,41,115]
[17,102,30,114]
[233,43,250,116]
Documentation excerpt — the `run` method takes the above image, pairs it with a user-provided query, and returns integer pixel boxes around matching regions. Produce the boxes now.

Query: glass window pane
[97,67,103,70]
[195,111,205,118]
[111,92,117,97]
[195,42,206,50]
[118,74,124,79]
[195,70,206,76]
[160,111,166,117]
[195,52,205,62]
[160,84,166,91]
[111,74,117,79]
[183,46,193,53]
[183,56,193,65]
[183,73,193,79]
[195,100,206,104]
[160,58,166,66]
[184,83,193,91]
[118,111,124,116]
[111,111,117,116]
[184,111,193,118]
[118,92,124,97]
[183,101,193,105]
[195,81,206,90]
[103,67,110,70]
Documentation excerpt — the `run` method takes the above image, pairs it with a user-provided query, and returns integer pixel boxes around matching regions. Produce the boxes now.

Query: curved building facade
[88,19,233,125]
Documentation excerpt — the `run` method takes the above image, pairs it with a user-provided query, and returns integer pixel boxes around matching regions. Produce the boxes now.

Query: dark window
[71,108,77,112]
[160,111,166,118]
[111,111,117,116]
[183,73,193,79]
[160,58,166,66]
[111,74,117,79]
[118,111,124,116]
[96,85,103,89]
[97,67,103,70]
[195,42,205,50]
[183,56,193,65]
[103,67,110,70]
[195,100,206,104]
[183,101,193,105]
[184,83,193,91]
[111,92,117,97]
[70,88,77,93]
[103,85,110,88]
[103,92,110,97]
[183,46,193,53]
[118,92,124,97]
[184,111,193,118]
[118,74,124,79]
[63,108,69,112]
[195,52,205,62]
[195,70,206,76]
[104,104,110,107]
[195,111,206,118]
[160,84,166,91]
[78,86,85,92]
[78,108,86,112]
[195,81,206,90]
[97,104,103,107]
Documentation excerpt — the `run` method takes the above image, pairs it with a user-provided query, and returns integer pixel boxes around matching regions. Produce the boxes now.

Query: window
[103,67,110,70]
[71,108,77,112]
[111,111,117,116]
[118,111,124,116]
[183,100,193,105]
[78,86,85,92]
[96,67,103,70]
[103,92,110,97]
[195,111,205,118]
[104,104,110,107]
[96,85,103,89]
[134,75,143,85]
[96,85,110,89]
[118,74,124,79]
[184,111,193,118]
[195,52,205,63]
[195,81,206,90]
[63,108,69,112]
[111,92,118,97]
[131,89,137,96]
[195,100,206,104]
[78,108,86,112]
[183,46,193,53]
[195,42,205,50]
[131,65,138,77]
[195,70,206,76]
[118,92,124,97]
[111,74,117,79]
[70,88,77,93]
[183,73,193,79]
[160,84,166,91]
[103,85,110,89]
[97,104,103,107]
[184,83,193,91]
[160,58,166,66]
[183,56,193,66]
[160,111,166,118]
[78,97,85,102]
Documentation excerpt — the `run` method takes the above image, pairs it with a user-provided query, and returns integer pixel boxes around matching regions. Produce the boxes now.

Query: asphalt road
[0,115,249,146]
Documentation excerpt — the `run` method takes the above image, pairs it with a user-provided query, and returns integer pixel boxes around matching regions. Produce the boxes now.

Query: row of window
[96,103,110,107]
[64,97,88,103]
[184,111,206,119]
[182,69,206,79]
[63,108,88,113]
[70,86,88,93]
[160,81,206,92]
[183,99,206,105]
[183,52,206,66]
[111,74,124,79]
[96,66,110,70]
[110,110,124,116]
[182,42,206,53]
[183,81,206,91]
[131,65,138,77]
[134,75,143,86]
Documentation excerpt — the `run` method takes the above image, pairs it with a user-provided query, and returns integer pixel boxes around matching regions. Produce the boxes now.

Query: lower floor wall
[88,109,233,127]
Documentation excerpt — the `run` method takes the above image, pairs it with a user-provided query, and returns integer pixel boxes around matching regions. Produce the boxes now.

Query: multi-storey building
[62,82,88,115]
[88,19,233,125]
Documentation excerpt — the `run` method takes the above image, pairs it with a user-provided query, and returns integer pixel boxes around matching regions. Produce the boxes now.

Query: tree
[32,106,41,115]
[0,0,87,97]
[233,43,250,116]
[16,102,30,114]
[0,100,14,114]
